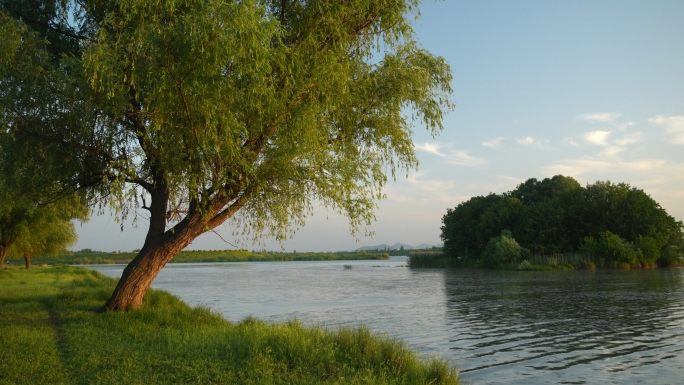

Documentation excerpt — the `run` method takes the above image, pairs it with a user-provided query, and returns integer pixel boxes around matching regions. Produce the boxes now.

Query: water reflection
[443,269,684,384]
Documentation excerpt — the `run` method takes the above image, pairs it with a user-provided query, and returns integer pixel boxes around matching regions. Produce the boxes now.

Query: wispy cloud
[416,143,487,167]
[444,150,487,167]
[543,158,671,177]
[584,131,611,146]
[581,112,620,123]
[515,136,550,147]
[614,132,644,146]
[414,143,445,156]
[598,146,625,157]
[649,115,684,144]
[482,137,504,149]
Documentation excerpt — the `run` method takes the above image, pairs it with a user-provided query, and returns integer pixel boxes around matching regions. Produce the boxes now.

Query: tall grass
[408,251,461,268]
[0,266,459,384]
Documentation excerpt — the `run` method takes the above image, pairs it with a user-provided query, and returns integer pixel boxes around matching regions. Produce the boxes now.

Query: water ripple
[89,262,684,384]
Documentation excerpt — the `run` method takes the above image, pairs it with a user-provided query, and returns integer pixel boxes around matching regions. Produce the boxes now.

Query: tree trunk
[102,215,205,311]
[24,251,31,269]
[101,179,247,312]
[0,245,7,270]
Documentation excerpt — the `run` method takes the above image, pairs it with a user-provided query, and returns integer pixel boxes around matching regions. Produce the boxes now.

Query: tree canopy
[441,175,683,266]
[1,0,453,310]
[0,173,88,269]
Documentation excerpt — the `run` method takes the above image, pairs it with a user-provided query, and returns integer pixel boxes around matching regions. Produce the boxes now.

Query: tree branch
[15,12,88,41]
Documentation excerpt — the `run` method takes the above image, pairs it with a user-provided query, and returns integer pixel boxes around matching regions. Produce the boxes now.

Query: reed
[408,251,461,268]
[0,266,459,384]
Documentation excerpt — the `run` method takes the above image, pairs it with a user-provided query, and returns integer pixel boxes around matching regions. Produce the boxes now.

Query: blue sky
[74,0,684,252]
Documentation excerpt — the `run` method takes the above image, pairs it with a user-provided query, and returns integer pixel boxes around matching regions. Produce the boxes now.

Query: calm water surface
[90,258,684,384]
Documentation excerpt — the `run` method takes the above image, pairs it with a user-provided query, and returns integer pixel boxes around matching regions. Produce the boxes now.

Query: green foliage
[33,250,391,265]
[0,141,89,267]
[440,175,683,267]
[1,0,453,245]
[407,251,457,268]
[0,266,460,384]
[634,236,661,265]
[581,231,643,267]
[441,194,503,257]
[659,245,683,267]
[481,230,527,268]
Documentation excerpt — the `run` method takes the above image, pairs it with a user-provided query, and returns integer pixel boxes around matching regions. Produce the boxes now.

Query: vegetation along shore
[0,265,459,384]
[3,249,392,267]
[413,175,684,270]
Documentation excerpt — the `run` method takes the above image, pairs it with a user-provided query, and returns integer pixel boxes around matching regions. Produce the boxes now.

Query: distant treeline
[439,175,684,269]
[6,249,392,265]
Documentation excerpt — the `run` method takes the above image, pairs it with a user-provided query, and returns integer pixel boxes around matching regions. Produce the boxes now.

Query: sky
[73,0,684,253]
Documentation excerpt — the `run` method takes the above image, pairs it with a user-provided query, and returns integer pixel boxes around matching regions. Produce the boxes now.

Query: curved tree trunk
[102,213,206,311]
[101,176,249,311]
[24,251,31,269]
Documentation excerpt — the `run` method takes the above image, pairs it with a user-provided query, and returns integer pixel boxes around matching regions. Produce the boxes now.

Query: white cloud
[516,136,535,145]
[580,112,620,123]
[584,131,611,146]
[598,146,625,157]
[543,158,671,177]
[444,150,487,167]
[482,137,504,148]
[649,115,684,144]
[515,136,550,147]
[614,132,644,146]
[415,142,486,167]
[415,143,445,156]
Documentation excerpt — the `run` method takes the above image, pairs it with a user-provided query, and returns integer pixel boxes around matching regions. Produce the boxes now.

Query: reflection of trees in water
[442,268,684,377]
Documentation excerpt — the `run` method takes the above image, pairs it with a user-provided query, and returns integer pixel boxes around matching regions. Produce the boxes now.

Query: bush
[517,260,533,270]
[634,236,660,265]
[581,231,642,266]
[659,245,682,266]
[481,230,527,268]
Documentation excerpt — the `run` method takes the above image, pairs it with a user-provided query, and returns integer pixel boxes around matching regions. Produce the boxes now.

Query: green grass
[9,250,392,266]
[0,266,459,384]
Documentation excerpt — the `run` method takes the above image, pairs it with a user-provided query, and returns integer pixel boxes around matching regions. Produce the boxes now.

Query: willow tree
[0,184,88,269]
[1,0,453,310]
[8,203,84,269]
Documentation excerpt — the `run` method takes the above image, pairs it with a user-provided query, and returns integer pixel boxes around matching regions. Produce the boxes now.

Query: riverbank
[9,250,392,266]
[0,265,458,384]
[408,251,683,270]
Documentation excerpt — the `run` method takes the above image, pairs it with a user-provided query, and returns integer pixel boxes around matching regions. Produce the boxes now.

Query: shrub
[634,235,660,265]
[658,245,682,266]
[481,230,526,268]
[517,260,533,270]
[581,231,642,266]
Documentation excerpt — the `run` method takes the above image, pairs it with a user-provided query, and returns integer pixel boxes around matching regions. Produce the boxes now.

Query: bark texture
[24,251,31,269]
[0,244,7,270]
[102,209,208,311]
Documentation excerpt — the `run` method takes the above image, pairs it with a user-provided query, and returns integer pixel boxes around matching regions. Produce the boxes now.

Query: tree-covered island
[428,175,684,270]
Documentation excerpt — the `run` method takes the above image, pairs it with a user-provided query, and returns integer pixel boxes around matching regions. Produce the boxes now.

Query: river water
[89,258,684,384]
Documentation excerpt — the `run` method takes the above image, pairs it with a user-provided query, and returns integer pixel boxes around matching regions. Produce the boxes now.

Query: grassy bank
[0,266,459,384]
[408,251,683,270]
[9,250,392,266]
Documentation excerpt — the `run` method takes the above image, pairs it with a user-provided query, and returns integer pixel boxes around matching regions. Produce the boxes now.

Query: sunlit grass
[0,266,459,384]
